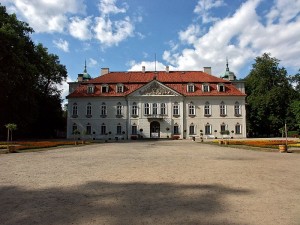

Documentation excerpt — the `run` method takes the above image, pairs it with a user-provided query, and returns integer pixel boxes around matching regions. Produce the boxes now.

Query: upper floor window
[101,102,107,116]
[234,101,241,116]
[132,102,138,116]
[116,83,124,93]
[173,102,179,116]
[187,83,195,92]
[188,102,196,116]
[87,85,94,94]
[144,103,150,115]
[72,103,78,117]
[220,101,226,116]
[153,103,158,115]
[86,103,92,117]
[204,101,211,116]
[102,84,109,93]
[218,83,225,92]
[160,103,166,115]
[202,83,210,92]
[205,123,212,135]
[117,102,122,116]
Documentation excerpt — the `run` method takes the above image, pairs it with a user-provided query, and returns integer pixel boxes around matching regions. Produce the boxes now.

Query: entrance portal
[150,121,160,138]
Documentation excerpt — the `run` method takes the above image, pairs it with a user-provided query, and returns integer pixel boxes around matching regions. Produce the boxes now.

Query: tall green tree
[245,53,296,137]
[0,4,67,139]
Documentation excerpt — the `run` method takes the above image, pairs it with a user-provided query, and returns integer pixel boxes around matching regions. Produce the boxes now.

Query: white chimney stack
[203,67,211,75]
[101,68,109,75]
[166,65,169,73]
[142,66,145,73]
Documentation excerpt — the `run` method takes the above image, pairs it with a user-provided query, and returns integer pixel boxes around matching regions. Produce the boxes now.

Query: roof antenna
[226,57,229,72]
[84,59,87,73]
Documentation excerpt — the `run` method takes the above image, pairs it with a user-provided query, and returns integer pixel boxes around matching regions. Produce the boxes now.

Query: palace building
[66,63,246,140]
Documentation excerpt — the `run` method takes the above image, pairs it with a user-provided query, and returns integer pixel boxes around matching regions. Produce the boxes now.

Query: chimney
[203,67,211,75]
[166,65,169,73]
[142,66,145,73]
[101,68,109,76]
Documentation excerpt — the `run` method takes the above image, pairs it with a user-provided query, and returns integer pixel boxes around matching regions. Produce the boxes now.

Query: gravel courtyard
[0,140,299,225]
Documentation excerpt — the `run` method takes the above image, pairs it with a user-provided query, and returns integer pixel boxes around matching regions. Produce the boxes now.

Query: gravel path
[0,140,299,225]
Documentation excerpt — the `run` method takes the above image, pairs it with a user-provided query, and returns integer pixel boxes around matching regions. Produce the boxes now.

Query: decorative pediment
[129,80,181,96]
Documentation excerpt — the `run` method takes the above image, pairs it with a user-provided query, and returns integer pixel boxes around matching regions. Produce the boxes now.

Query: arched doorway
[150,121,160,138]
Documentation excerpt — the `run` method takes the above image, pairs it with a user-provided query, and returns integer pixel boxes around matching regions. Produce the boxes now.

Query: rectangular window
[132,125,137,135]
[219,85,225,92]
[87,86,94,93]
[220,105,226,116]
[87,105,92,116]
[205,125,212,135]
[117,125,122,135]
[102,86,108,93]
[132,104,138,116]
[101,105,107,116]
[235,104,241,116]
[203,85,210,92]
[204,105,211,116]
[72,105,78,116]
[235,125,242,134]
[189,125,195,135]
[101,125,106,135]
[173,125,179,134]
[86,125,92,135]
[189,104,195,115]
[117,85,123,93]
[152,103,158,115]
[160,103,166,115]
[144,103,150,115]
[188,84,194,92]
[173,104,179,116]
[72,124,78,133]
[117,105,122,115]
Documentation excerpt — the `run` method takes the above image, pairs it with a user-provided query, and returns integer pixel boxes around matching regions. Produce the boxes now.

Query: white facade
[67,72,247,140]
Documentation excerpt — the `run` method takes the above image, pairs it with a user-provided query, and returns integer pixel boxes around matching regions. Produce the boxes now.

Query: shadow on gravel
[0,181,251,225]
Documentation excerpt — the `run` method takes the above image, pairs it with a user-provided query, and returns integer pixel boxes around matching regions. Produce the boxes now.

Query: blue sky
[3,0,300,99]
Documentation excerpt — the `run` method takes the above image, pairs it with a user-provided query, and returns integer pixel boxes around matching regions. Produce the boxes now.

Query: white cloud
[94,16,134,47]
[53,39,69,52]
[69,16,93,40]
[194,0,225,23]
[127,61,175,72]
[98,0,128,15]
[9,0,86,33]
[88,58,98,67]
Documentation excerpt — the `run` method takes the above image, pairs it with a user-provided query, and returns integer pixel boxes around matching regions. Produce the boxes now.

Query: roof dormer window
[187,83,195,93]
[202,83,210,92]
[87,85,94,94]
[102,84,109,93]
[116,83,124,93]
[218,83,225,92]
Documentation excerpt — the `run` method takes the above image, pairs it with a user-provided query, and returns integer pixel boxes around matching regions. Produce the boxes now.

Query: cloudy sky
[3,0,300,93]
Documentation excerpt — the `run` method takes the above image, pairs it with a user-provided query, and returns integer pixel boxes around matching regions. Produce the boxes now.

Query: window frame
[187,83,195,93]
[101,84,109,93]
[173,102,179,116]
[189,124,195,135]
[132,102,138,116]
[204,102,211,116]
[72,103,78,117]
[188,102,196,116]
[86,123,92,135]
[86,103,92,117]
[160,103,166,115]
[144,103,150,115]
[234,101,242,116]
[235,124,242,134]
[205,124,212,135]
[116,83,124,93]
[87,85,94,94]
[152,103,158,115]
[220,101,226,116]
[101,124,106,135]
[116,102,122,116]
[202,83,210,92]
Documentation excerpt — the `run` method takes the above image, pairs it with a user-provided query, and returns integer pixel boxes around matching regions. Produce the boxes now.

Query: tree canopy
[245,53,299,137]
[0,4,67,139]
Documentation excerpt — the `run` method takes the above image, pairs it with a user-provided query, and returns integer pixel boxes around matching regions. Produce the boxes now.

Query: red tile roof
[67,71,245,98]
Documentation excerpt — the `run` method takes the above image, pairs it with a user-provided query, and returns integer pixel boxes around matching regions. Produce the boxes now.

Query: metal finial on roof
[226,57,229,72]
[84,59,87,73]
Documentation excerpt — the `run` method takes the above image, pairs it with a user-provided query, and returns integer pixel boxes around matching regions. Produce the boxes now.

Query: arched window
[188,102,195,116]
[86,103,92,117]
[234,101,241,116]
[204,101,211,116]
[72,103,78,117]
[132,102,138,116]
[220,101,226,116]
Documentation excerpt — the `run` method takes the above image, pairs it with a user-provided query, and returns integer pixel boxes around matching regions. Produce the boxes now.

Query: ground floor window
[235,124,242,134]
[101,125,106,135]
[205,124,212,135]
[117,125,122,134]
[173,125,179,134]
[86,124,92,135]
[72,124,78,134]
[189,124,195,135]
[132,125,137,135]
